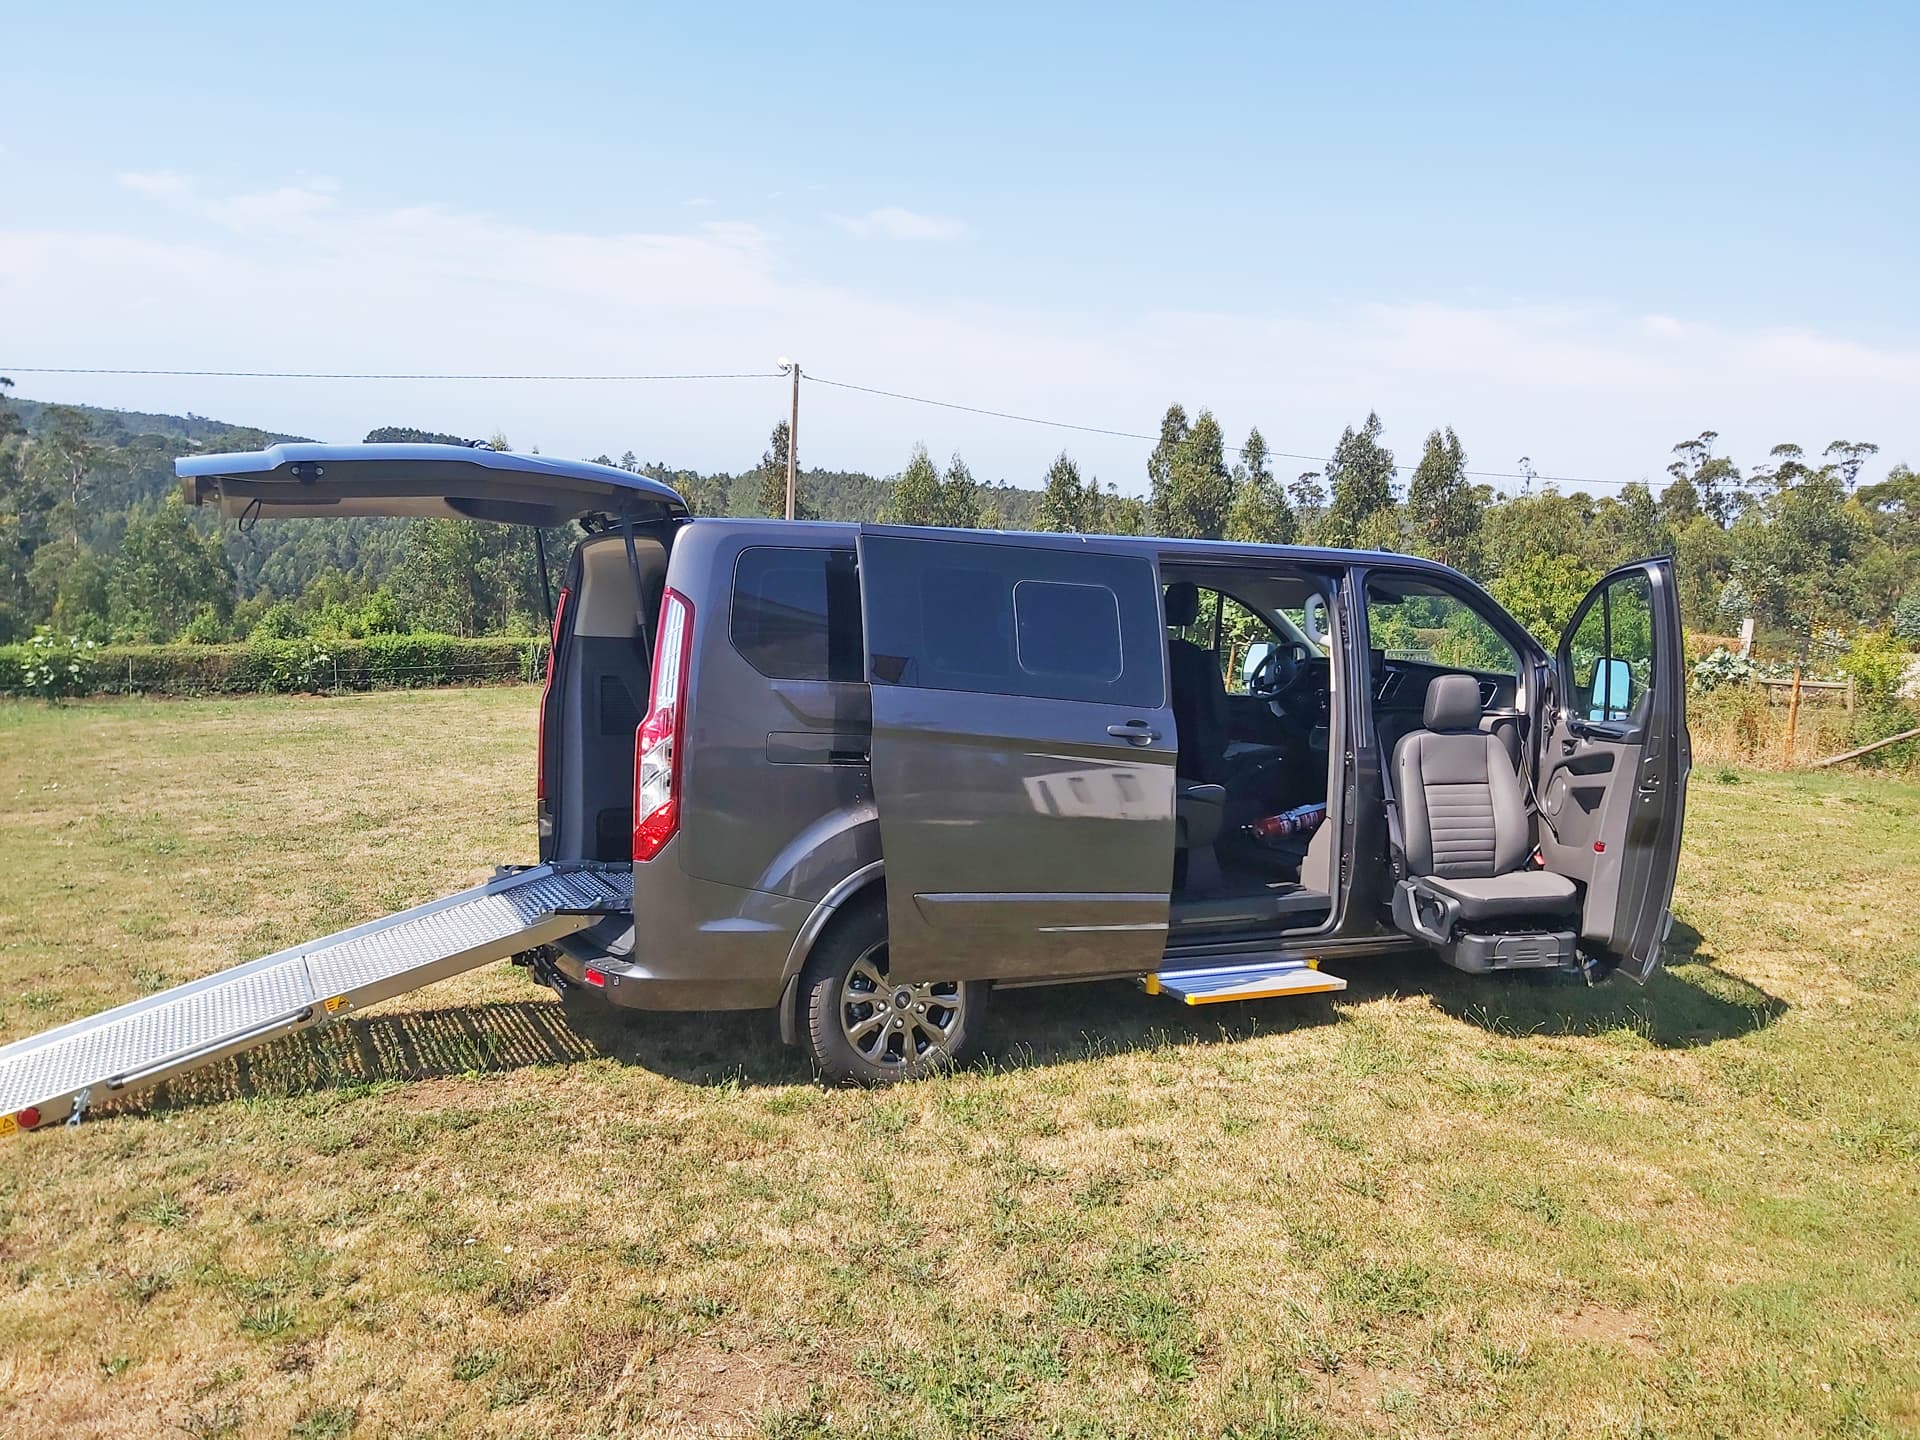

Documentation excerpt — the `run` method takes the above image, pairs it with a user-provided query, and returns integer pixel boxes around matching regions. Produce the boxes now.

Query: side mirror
[1241,641,1274,688]
[1589,657,1632,720]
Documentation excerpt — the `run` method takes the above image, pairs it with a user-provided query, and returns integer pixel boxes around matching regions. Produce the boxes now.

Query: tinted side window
[1014,581,1123,684]
[730,546,863,682]
[863,537,1162,706]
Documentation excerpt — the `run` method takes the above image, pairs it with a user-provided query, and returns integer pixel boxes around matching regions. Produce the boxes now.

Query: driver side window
[1218,595,1278,696]
[1168,587,1287,696]
[1565,571,1654,722]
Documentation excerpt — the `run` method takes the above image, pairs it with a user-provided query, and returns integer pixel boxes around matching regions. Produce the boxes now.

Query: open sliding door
[857,529,1177,984]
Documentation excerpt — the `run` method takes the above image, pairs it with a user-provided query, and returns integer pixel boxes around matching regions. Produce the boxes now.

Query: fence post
[1845,675,1855,714]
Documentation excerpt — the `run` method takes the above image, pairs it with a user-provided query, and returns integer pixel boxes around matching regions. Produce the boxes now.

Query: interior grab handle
[1107,720,1159,745]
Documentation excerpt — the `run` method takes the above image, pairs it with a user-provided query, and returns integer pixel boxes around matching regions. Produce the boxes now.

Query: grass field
[1,689,1916,1439]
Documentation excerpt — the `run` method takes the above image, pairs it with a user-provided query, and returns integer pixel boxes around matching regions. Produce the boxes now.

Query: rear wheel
[800,900,986,1085]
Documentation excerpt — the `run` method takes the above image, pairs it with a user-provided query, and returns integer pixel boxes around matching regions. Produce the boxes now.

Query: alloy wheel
[837,943,967,1071]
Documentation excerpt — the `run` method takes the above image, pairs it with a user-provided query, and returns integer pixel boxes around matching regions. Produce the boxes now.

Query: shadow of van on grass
[132,919,1780,1117]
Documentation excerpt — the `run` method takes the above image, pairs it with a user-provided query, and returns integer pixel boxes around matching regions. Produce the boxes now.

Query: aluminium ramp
[0,864,630,1134]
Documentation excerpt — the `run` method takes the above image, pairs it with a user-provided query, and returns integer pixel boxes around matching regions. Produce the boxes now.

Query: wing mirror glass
[1588,657,1632,721]
[1241,641,1274,688]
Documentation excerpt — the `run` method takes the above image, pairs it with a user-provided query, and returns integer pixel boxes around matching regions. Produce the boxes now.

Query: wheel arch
[776,861,885,1046]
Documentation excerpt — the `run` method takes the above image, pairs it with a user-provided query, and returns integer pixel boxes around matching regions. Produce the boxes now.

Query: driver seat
[1391,675,1579,945]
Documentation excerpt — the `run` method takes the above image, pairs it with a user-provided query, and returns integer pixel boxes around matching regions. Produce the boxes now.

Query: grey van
[159,441,1691,1085]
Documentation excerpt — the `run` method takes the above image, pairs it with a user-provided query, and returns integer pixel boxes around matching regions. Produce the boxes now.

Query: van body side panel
[669,522,873,904]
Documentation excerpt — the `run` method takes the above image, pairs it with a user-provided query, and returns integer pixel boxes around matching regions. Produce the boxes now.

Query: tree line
[2,378,1914,652]
[806,404,1916,646]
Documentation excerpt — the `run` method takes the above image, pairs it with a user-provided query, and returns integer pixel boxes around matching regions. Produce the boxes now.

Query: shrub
[250,601,305,640]
[16,630,100,702]
[1837,630,1915,709]
[0,635,542,698]
[1690,645,1753,694]
[181,606,229,645]
[1893,589,1920,644]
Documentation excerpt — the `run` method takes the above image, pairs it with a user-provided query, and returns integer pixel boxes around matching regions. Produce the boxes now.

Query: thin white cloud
[203,184,340,233]
[116,170,191,198]
[829,206,968,241]
[1,180,1914,491]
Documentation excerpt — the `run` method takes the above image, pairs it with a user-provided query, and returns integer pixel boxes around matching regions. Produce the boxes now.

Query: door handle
[1107,720,1159,745]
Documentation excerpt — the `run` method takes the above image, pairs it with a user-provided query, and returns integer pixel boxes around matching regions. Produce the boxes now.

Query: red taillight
[537,586,572,802]
[17,1106,41,1130]
[633,587,693,862]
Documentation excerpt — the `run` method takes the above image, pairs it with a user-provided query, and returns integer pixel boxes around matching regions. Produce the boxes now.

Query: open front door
[857,528,1177,983]
[1536,559,1691,981]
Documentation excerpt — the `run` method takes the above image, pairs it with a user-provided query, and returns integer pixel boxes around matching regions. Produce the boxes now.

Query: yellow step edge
[1180,979,1345,1005]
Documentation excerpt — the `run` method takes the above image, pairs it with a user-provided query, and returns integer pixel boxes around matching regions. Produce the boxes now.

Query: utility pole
[779,358,801,520]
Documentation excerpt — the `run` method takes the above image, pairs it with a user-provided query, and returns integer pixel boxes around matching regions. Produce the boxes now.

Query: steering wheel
[1249,640,1310,698]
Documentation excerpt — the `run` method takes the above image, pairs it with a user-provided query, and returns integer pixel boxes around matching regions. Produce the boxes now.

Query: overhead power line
[0,365,781,382]
[3,361,1654,491]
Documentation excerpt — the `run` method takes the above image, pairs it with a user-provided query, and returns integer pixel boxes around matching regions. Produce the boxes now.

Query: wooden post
[1783,664,1803,764]
[1783,622,1814,765]
[1845,675,1856,714]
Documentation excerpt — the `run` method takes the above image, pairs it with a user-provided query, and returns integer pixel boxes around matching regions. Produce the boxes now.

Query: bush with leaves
[1894,589,1920,644]
[1837,630,1916,708]
[251,601,306,640]
[18,629,99,701]
[1690,645,1754,693]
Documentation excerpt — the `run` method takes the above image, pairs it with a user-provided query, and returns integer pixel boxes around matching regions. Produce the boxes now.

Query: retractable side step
[0,863,630,1135]
[1144,957,1346,1006]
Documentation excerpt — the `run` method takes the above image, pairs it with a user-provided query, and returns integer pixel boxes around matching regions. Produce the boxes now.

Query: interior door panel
[1535,559,1690,981]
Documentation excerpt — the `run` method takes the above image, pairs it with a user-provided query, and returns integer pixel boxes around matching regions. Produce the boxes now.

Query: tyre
[800,899,987,1085]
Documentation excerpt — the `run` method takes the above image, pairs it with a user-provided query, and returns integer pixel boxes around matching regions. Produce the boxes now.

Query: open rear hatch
[178,442,688,527]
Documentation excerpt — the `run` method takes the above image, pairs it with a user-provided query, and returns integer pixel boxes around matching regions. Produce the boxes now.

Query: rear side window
[862,536,1162,706]
[730,547,863,682]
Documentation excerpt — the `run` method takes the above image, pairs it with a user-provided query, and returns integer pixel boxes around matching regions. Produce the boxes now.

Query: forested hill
[0,395,1047,643]
[7,396,312,450]
[1,388,1915,660]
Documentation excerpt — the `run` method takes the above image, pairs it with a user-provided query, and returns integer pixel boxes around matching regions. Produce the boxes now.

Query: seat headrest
[1163,581,1200,627]
[1423,674,1484,731]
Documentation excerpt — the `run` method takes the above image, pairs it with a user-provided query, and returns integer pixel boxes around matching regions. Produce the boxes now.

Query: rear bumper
[548,847,811,1011]
[549,937,787,1011]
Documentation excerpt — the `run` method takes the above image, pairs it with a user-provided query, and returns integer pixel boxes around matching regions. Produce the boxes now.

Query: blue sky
[4,1,1916,494]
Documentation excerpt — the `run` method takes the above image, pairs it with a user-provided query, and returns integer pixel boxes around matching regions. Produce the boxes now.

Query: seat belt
[1378,731,1408,883]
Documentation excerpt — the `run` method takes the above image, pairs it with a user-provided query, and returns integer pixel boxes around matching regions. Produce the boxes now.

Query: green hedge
[0,635,551,697]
